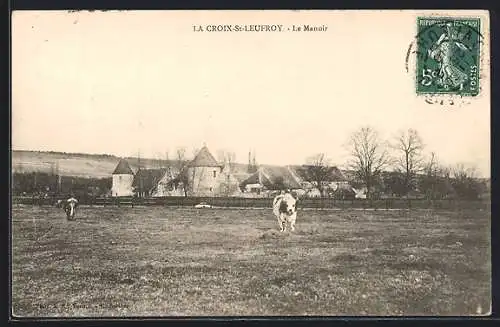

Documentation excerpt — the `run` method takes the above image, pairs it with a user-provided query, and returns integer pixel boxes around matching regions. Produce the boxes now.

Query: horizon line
[10,148,491,179]
[10,148,347,170]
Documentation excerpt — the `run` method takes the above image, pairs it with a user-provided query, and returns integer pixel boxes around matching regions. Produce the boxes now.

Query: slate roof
[112,159,134,175]
[232,172,252,184]
[188,146,221,167]
[240,166,302,190]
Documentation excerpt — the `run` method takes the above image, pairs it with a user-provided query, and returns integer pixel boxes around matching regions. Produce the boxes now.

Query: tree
[382,171,407,197]
[173,147,189,197]
[346,126,390,200]
[420,152,439,199]
[391,129,425,195]
[419,152,455,200]
[302,153,335,197]
[217,149,237,196]
[247,150,258,174]
[192,147,200,159]
[451,163,484,199]
[217,149,236,166]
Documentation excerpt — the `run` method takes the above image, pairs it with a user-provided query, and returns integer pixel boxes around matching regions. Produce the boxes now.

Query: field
[11,205,491,317]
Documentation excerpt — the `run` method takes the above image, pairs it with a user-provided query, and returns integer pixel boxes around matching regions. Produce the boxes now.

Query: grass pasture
[11,205,491,317]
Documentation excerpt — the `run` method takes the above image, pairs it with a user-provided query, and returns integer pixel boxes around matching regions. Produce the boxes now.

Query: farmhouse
[239,165,352,198]
[110,146,242,197]
[292,165,351,197]
[110,146,355,198]
[239,166,302,197]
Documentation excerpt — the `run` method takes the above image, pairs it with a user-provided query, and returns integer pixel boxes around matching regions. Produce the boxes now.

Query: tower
[187,145,222,196]
[111,159,134,197]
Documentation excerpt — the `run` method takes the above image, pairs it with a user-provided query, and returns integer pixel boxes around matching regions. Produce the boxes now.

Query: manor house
[110,146,242,197]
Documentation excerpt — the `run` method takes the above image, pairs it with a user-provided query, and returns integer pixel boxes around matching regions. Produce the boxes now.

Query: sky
[11,10,491,177]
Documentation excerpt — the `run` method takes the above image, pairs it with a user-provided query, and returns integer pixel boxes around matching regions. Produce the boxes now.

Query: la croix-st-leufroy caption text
[192,24,328,33]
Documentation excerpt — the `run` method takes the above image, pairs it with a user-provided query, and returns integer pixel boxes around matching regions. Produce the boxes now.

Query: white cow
[272,192,298,232]
[62,197,79,220]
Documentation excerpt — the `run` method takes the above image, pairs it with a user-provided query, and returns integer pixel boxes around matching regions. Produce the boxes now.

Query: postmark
[415,17,481,97]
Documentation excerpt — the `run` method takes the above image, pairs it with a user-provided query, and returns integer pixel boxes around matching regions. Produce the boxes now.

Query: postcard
[11,10,491,317]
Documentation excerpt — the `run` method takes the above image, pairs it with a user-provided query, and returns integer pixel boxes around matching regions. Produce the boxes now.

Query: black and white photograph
[11,10,491,316]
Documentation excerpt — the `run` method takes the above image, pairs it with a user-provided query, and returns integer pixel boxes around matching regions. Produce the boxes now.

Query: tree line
[302,126,488,200]
[12,129,488,201]
[12,172,112,198]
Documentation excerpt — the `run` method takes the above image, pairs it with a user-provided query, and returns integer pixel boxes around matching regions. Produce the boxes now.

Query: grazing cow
[62,197,79,220]
[272,192,298,232]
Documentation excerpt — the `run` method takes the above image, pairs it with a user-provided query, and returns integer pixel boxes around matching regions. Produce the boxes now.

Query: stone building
[111,159,134,197]
[110,146,242,197]
[186,145,241,196]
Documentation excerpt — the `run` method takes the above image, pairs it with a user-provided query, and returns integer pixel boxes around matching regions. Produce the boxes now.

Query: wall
[12,196,491,211]
[216,170,243,196]
[111,174,134,197]
[187,166,223,196]
[152,183,185,197]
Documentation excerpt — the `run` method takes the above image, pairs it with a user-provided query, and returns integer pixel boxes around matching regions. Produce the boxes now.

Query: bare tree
[425,152,438,176]
[438,164,454,198]
[391,129,425,195]
[420,152,448,200]
[217,149,237,196]
[217,149,236,166]
[192,147,200,159]
[226,152,236,165]
[420,152,438,199]
[176,147,186,166]
[173,147,189,197]
[347,126,390,200]
[420,158,485,200]
[452,163,477,180]
[217,150,225,164]
[451,163,484,199]
[164,149,170,170]
[302,153,334,197]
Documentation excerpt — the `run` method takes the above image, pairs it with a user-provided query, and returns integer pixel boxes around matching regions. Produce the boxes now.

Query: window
[213,170,217,178]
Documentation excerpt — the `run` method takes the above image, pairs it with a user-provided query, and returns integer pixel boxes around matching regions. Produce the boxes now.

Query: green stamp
[416,17,481,96]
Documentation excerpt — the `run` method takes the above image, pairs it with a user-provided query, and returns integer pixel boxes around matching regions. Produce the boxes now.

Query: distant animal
[61,197,79,220]
[352,187,367,199]
[272,192,298,232]
[194,202,212,209]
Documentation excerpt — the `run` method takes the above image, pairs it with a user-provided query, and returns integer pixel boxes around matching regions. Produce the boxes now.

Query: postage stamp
[416,17,481,96]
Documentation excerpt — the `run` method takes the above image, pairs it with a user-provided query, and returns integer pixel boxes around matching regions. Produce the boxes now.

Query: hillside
[11,150,253,179]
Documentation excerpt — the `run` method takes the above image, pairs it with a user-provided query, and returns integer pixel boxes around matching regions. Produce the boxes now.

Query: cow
[272,192,298,232]
[61,197,79,220]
